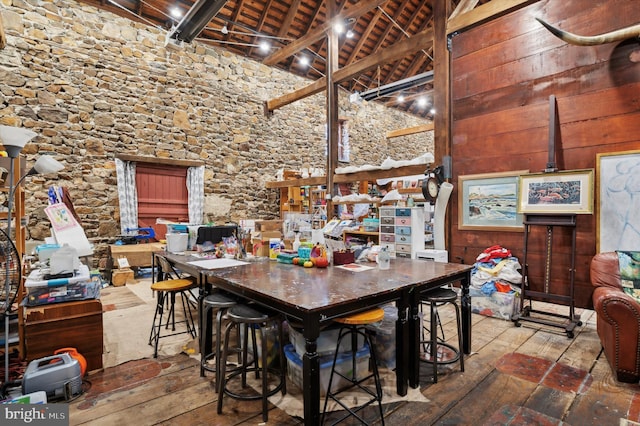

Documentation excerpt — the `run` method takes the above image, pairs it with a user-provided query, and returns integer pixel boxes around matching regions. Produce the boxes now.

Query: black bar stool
[321,308,385,426]
[199,290,240,390]
[217,304,286,423]
[420,287,464,383]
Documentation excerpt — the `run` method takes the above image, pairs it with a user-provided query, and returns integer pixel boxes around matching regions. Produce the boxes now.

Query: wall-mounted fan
[1,227,21,392]
[0,228,21,317]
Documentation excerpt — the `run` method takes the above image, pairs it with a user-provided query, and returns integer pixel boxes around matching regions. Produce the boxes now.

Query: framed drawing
[458,170,528,231]
[517,169,594,214]
[596,150,640,253]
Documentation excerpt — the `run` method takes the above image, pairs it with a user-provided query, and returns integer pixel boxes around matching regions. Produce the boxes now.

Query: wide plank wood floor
[69,287,640,425]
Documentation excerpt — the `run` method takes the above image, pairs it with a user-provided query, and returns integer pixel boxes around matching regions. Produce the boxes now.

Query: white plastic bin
[166,233,188,253]
[289,325,365,358]
[284,344,370,396]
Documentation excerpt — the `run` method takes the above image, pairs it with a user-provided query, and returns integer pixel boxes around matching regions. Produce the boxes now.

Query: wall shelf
[265,163,430,189]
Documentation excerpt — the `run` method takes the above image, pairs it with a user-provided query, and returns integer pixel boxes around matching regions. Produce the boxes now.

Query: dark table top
[195,257,472,315]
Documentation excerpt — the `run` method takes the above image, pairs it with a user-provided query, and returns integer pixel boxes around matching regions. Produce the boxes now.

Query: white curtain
[187,165,205,224]
[115,158,138,234]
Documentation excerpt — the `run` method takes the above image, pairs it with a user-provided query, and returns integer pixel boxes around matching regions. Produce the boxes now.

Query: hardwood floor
[69,298,640,425]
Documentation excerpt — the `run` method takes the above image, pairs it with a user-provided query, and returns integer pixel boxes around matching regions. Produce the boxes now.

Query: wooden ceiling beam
[447,0,538,35]
[277,0,301,39]
[262,0,387,66]
[449,0,480,20]
[380,13,433,89]
[386,123,434,139]
[265,25,435,113]
[247,0,274,57]
[333,26,434,84]
[308,0,348,76]
[363,0,418,88]
[344,8,383,66]
[265,77,327,113]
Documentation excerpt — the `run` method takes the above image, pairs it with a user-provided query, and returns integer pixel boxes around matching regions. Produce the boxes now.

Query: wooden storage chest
[23,299,103,372]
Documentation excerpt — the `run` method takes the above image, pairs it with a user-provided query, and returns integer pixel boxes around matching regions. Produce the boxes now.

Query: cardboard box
[111,268,134,286]
[255,220,283,232]
[251,231,282,256]
[251,240,270,257]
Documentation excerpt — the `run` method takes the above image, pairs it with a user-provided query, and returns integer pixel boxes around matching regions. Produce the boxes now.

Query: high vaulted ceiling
[78,0,493,118]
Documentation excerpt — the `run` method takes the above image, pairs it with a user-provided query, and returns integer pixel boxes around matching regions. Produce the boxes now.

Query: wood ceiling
[78,0,493,118]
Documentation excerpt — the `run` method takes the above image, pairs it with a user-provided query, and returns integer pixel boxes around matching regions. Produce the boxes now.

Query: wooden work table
[157,253,472,425]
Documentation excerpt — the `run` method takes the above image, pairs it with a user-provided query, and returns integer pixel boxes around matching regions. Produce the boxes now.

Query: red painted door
[136,164,189,241]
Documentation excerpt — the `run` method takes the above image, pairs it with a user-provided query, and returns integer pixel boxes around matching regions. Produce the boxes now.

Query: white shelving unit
[379,206,425,258]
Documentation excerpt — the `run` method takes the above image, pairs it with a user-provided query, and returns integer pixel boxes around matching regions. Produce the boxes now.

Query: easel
[513,213,582,337]
[512,95,583,338]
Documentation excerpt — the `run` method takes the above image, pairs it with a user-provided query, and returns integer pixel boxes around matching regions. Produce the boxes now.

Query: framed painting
[596,150,640,253]
[458,170,528,231]
[517,169,594,215]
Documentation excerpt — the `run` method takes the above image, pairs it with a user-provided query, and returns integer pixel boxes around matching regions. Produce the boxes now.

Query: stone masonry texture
[0,0,433,266]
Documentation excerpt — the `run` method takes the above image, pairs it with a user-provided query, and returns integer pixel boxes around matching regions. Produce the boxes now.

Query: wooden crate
[111,268,134,286]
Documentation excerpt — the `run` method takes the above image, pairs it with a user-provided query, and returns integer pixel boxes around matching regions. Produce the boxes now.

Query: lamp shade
[0,125,38,158]
[31,155,65,175]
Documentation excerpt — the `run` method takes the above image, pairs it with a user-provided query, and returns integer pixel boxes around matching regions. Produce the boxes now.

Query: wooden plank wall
[449,0,640,308]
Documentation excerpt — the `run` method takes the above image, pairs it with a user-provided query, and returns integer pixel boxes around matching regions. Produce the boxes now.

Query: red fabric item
[476,245,512,262]
[494,281,512,293]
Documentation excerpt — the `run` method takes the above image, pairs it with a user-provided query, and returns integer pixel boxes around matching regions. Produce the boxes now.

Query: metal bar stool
[148,276,198,358]
[420,287,464,383]
[217,304,286,423]
[321,308,385,426]
[199,290,241,391]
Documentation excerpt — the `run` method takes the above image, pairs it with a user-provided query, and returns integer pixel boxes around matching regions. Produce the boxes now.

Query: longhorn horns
[536,17,640,46]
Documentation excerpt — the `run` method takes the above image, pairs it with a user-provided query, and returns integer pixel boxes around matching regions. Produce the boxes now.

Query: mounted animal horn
[536,17,640,46]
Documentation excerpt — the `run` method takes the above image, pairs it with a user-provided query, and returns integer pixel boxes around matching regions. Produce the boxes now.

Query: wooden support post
[0,14,7,49]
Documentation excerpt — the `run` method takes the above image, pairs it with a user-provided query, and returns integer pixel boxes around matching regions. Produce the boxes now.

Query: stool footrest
[222,367,285,400]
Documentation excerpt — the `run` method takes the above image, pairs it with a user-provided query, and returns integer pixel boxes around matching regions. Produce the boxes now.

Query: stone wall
[0,0,432,263]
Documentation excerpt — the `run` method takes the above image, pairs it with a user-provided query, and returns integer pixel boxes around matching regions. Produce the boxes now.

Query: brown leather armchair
[591,251,640,383]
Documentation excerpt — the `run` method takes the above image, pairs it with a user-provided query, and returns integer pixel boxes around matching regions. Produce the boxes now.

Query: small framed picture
[458,170,528,231]
[517,169,594,214]
[117,257,131,268]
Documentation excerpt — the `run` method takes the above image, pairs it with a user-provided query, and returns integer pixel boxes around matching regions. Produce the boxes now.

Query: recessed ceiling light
[334,22,345,34]
[346,30,354,38]
[418,97,427,107]
[397,95,405,103]
[299,56,310,67]
[170,7,182,19]
[259,41,270,52]
[430,108,436,115]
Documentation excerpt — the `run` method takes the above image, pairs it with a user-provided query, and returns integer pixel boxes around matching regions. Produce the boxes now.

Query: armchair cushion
[618,251,640,303]
[591,251,640,383]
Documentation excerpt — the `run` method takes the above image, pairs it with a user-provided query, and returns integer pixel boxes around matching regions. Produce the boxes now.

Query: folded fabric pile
[471,245,522,295]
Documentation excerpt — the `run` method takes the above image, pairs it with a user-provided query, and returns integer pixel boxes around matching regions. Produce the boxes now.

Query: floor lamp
[0,125,65,386]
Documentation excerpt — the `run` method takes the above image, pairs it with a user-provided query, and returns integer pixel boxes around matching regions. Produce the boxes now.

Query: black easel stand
[512,214,582,338]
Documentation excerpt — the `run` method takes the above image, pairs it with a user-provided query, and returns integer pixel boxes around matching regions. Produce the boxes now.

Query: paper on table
[335,263,375,272]
[187,258,249,269]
